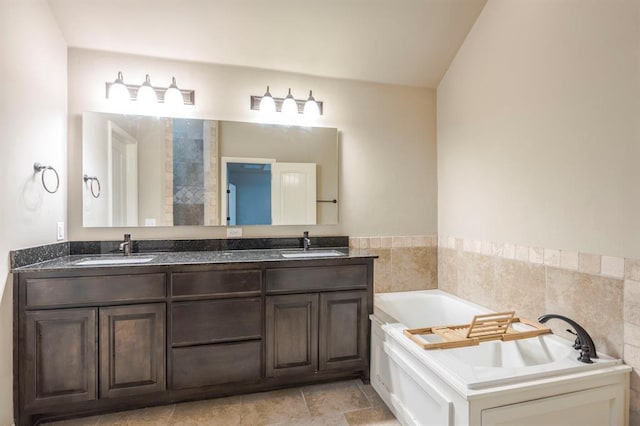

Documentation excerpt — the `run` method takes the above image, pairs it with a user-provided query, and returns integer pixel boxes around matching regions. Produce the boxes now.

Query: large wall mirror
[82,112,338,227]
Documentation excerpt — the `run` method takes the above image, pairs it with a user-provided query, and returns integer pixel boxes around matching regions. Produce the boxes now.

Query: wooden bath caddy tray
[403,311,552,350]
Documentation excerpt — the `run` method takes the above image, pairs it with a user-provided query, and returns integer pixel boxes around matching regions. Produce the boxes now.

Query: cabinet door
[266,294,318,377]
[99,303,166,398]
[24,308,97,409]
[319,291,368,371]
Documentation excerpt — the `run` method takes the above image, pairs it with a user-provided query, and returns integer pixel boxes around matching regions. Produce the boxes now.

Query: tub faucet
[538,314,597,363]
[119,233,132,256]
[303,231,311,251]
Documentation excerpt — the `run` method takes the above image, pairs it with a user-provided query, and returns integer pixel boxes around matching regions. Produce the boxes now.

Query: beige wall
[68,48,438,241]
[437,0,640,421]
[0,0,68,423]
[437,0,640,259]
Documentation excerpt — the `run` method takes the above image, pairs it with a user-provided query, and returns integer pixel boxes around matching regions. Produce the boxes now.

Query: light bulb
[303,90,320,118]
[136,74,158,105]
[259,85,276,115]
[164,77,184,106]
[108,71,130,104]
[281,88,298,116]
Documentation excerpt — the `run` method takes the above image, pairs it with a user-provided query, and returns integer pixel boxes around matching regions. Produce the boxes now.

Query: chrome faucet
[119,233,132,256]
[538,314,597,363]
[303,231,311,251]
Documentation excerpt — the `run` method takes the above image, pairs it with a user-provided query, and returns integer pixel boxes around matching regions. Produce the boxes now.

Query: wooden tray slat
[403,312,552,350]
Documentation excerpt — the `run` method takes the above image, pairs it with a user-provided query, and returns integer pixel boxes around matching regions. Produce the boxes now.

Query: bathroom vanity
[12,245,375,425]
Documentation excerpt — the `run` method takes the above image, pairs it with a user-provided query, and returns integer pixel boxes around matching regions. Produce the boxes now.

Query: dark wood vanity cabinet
[24,308,98,410]
[14,257,374,426]
[265,264,371,379]
[99,303,166,398]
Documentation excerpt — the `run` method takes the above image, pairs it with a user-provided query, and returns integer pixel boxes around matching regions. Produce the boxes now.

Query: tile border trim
[437,235,626,280]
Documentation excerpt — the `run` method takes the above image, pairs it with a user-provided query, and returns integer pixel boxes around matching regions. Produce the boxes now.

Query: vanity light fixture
[105,72,195,105]
[164,77,184,106]
[136,74,158,105]
[107,72,130,104]
[281,88,299,116]
[250,87,324,116]
[258,85,276,114]
[303,90,320,119]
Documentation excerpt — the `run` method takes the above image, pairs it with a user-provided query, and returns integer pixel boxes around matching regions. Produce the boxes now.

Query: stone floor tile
[270,413,349,425]
[98,405,175,425]
[170,395,242,425]
[240,388,311,425]
[343,406,400,426]
[302,380,371,417]
[355,382,385,407]
[44,416,101,426]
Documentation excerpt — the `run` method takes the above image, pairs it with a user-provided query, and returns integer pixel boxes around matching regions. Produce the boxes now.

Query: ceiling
[47,0,487,88]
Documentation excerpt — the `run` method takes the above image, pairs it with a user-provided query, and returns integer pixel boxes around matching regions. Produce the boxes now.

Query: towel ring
[83,174,101,198]
[33,163,60,194]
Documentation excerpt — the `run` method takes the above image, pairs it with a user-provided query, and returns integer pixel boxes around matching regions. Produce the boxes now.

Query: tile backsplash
[350,235,437,294]
[438,235,640,423]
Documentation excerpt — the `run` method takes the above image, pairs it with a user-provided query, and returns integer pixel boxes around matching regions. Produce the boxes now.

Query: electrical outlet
[56,222,64,241]
[227,227,242,238]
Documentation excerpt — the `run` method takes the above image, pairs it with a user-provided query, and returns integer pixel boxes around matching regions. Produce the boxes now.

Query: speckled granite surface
[10,236,376,272]
[12,247,376,273]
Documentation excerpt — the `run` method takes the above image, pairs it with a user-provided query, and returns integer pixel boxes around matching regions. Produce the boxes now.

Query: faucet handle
[566,329,581,349]
[578,344,593,364]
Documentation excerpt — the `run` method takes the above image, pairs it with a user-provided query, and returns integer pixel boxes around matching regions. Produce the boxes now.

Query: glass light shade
[164,77,184,106]
[108,71,130,103]
[259,85,276,114]
[281,88,298,116]
[303,90,320,118]
[136,74,157,105]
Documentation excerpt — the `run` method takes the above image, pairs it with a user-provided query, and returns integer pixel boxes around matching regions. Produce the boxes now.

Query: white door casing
[271,162,317,225]
[107,121,138,226]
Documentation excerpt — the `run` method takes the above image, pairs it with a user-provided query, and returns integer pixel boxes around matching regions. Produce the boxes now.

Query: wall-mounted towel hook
[33,163,59,194]
[83,174,101,198]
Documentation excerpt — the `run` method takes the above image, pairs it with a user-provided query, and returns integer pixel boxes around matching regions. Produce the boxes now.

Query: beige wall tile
[491,242,504,257]
[401,236,413,247]
[463,239,472,252]
[626,258,640,281]
[371,248,392,294]
[349,238,360,249]
[503,243,515,260]
[529,247,544,264]
[579,253,601,275]
[381,236,393,249]
[543,248,560,267]
[494,257,546,322]
[359,238,370,249]
[370,237,381,249]
[391,247,437,291]
[412,235,427,247]
[437,247,458,296]
[515,245,529,262]
[602,255,625,278]
[481,240,492,255]
[472,239,482,253]
[446,236,456,249]
[560,250,579,271]
[456,252,495,310]
[624,280,640,325]
[546,268,623,358]
[626,322,640,350]
[392,236,403,248]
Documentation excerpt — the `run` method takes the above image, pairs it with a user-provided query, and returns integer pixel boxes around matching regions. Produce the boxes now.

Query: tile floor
[45,379,399,426]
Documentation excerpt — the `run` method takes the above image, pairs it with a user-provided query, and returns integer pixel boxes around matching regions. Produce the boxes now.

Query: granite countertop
[12,247,378,273]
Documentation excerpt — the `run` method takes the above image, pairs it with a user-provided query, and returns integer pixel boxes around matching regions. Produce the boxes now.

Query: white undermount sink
[75,257,156,266]
[281,250,345,258]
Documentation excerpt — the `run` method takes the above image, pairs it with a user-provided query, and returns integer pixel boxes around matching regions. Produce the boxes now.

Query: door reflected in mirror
[82,112,338,227]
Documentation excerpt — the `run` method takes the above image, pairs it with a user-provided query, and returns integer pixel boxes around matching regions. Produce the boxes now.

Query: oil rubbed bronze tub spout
[538,314,597,363]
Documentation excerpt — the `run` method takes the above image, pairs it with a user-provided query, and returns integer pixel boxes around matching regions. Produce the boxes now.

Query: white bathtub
[371,290,631,426]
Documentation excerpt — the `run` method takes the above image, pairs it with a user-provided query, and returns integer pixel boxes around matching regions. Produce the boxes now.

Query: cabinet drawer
[266,265,368,293]
[171,270,262,298]
[172,298,262,345]
[171,341,261,389]
[25,274,166,308]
